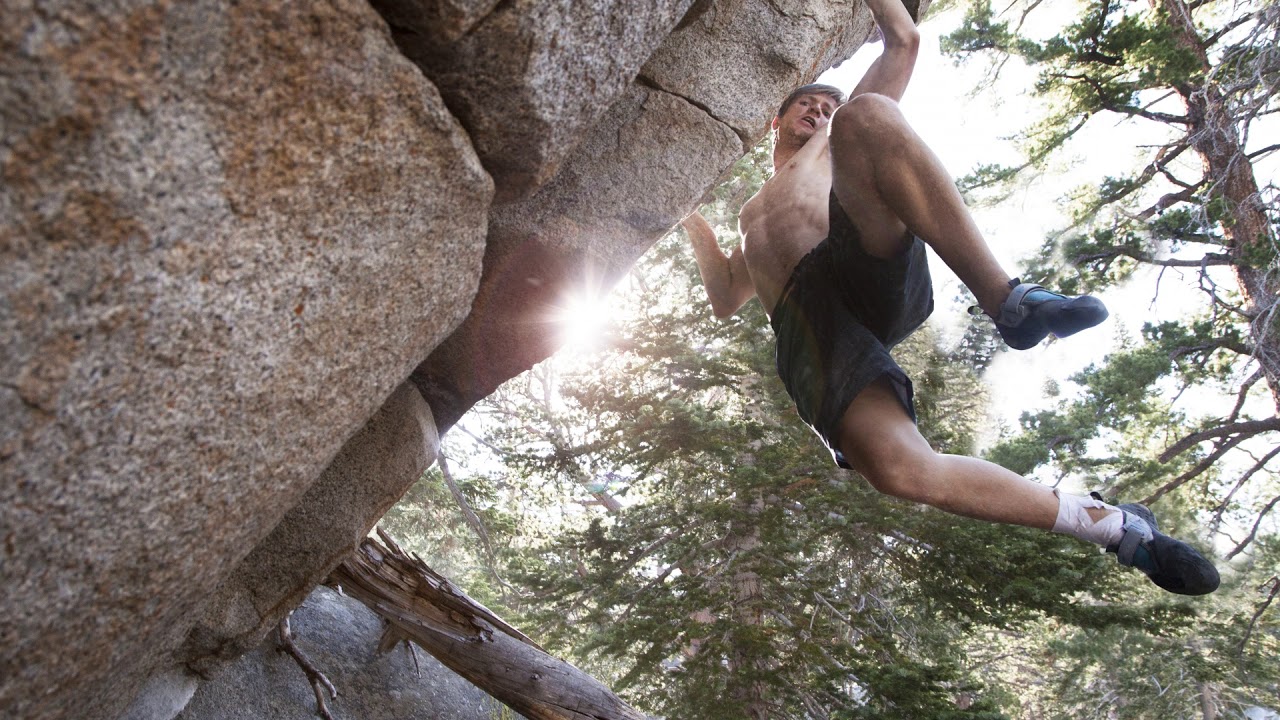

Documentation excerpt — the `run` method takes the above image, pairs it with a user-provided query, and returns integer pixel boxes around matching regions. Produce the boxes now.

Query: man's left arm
[848,0,920,102]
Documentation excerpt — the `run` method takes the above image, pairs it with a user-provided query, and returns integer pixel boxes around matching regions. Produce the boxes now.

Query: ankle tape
[1052,489,1123,547]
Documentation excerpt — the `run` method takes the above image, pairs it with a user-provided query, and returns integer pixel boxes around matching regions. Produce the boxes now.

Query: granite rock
[0,3,490,719]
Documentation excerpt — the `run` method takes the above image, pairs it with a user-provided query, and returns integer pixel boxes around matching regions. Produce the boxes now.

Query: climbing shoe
[1106,503,1220,596]
[994,278,1109,350]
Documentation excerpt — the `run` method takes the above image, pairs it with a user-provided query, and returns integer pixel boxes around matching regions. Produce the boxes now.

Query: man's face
[774,93,839,142]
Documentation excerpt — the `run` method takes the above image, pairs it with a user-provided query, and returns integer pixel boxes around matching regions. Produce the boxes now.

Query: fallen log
[329,529,648,720]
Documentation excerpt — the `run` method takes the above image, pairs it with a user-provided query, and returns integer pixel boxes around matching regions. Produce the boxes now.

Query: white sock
[1051,489,1124,547]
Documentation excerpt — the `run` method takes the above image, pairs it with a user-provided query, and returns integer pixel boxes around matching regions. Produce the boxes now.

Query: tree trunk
[1159,0,1280,410]
[726,491,769,720]
[329,530,648,720]
[1199,681,1218,720]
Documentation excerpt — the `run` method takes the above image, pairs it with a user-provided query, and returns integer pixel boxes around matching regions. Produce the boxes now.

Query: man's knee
[847,431,943,505]
[861,454,940,505]
[830,93,905,147]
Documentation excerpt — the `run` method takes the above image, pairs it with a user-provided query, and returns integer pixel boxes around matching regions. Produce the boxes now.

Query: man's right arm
[849,0,920,102]
[682,211,755,318]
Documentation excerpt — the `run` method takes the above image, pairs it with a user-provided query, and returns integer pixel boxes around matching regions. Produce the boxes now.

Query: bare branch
[276,615,337,720]
[1145,433,1246,505]
[1210,442,1280,532]
[1137,185,1205,220]
[1247,142,1280,160]
[1227,494,1280,559]
[1236,576,1280,653]
[1226,369,1266,423]
[437,452,493,556]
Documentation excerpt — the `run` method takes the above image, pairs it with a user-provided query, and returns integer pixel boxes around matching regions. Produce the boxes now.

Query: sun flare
[556,288,612,352]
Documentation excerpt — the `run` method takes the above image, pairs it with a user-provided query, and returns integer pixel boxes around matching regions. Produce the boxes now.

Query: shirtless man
[682,0,1219,595]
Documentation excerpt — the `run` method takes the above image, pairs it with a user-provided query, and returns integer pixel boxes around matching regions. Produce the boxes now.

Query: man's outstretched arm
[849,0,920,102]
[682,211,754,318]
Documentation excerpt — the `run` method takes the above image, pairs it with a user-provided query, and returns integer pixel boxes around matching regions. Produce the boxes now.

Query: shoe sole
[1118,504,1220,596]
[998,296,1108,350]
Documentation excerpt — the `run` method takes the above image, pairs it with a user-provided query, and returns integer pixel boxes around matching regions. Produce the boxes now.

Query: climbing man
[682,0,1219,594]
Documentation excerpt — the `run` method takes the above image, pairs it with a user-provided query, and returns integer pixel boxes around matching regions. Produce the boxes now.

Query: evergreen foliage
[941,0,1280,715]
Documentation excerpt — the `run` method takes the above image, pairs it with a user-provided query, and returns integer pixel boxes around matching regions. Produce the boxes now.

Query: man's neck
[771,139,804,172]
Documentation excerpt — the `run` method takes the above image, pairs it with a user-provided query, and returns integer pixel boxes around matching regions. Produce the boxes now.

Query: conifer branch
[1073,247,1233,268]
[1167,336,1254,364]
[1157,417,1280,463]
[1052,72,1192,123]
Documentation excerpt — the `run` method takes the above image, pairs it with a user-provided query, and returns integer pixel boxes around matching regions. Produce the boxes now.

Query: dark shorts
[770,191,934,468]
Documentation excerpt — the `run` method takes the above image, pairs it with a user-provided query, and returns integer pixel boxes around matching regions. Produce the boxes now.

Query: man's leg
[828,93,1012,316]
[834,379,1220,595]
[827,93,1108,347]
[835,379,1063,528]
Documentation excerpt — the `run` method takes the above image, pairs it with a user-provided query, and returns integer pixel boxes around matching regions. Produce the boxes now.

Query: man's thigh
[829,116,911,258]
[833,376,931,477]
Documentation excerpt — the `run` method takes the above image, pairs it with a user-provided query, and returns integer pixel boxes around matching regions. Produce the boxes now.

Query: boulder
[371,0,696,203]
[0,3,490,719]
[1,0,907,717]
[178,381,440,677]
[177,586,495,720]
[641,0,869,141]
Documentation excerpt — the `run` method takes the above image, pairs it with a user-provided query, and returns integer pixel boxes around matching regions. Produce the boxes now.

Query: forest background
[380,0,1280,717]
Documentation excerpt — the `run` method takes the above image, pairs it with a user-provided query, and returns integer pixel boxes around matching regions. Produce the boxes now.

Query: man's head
[772,83,845,149]
[776,83,846,121]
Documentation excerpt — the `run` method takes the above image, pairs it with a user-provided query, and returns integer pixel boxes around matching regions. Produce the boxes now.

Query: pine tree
[940,1,1280,715]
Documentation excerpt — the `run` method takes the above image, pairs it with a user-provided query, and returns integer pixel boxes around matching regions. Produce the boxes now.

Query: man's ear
[771,116,779,130]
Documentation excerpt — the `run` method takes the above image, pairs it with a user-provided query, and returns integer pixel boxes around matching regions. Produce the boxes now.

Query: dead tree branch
[329,530,648,720]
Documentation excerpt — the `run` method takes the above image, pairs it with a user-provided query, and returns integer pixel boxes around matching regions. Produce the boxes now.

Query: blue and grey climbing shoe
[995,278,1109,350]
[1107,503,1220,596]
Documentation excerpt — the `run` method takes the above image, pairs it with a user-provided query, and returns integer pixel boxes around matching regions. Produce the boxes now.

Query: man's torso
[738,132,834,315]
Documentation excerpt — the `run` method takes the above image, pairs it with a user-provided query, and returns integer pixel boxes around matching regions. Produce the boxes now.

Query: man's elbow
[709,301,737,319]
[890,26,920,55]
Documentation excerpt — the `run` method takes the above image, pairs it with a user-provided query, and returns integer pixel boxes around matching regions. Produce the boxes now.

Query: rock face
[412,0,872,432]
[177,586,496,720]
[642,0,869,140]
[0,3,489,719]
[177,381,440,677]
[0,0,886,718]
[412,84,745,429]
[373,0,698,203]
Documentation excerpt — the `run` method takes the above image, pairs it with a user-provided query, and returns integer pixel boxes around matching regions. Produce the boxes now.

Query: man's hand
[682,211,755,319]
